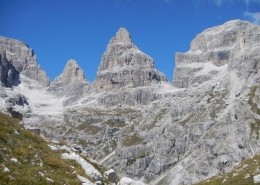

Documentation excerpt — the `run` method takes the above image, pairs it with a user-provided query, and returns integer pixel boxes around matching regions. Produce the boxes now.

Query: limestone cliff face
[94,28,167,92]
[0,50,19,87]
[173,20,260,88]
[0,37,50,87]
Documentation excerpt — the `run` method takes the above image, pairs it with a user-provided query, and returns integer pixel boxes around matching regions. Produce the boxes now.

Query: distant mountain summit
[55,59,86,85]
[109,27,132,44]
[48,59,89,105]
[94,27,167,92]
[174,20,260,88]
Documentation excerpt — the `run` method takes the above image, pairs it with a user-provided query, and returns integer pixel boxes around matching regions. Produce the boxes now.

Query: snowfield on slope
[13,75,66,116]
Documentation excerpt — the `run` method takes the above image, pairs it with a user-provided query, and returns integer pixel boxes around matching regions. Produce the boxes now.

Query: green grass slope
[196,154,260,185]
[0,113,85,185]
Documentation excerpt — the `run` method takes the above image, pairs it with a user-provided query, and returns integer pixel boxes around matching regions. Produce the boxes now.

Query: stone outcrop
[0,50,19,87]
[94,28,167,92]
[173,20,260,88]
[48,59,89,105]
[53,59,86,85]
[0,37,50,87]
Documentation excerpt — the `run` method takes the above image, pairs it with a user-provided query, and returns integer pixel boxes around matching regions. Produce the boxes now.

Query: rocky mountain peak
[94,27,167,92]
[0,36,50,87]
[173,20,260,88]
[59,59,86,85]
[110,27,132,44]
[48,59,89,105]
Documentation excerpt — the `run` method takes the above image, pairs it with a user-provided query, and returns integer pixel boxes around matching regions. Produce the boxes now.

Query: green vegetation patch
[104,119,125,127]
[122,133,143,147]
[0,113,85,185]
[196,154,260,185]
[76,123,101,134]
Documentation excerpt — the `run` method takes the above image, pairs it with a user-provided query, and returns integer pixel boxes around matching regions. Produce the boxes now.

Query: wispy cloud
[244,11,260,24]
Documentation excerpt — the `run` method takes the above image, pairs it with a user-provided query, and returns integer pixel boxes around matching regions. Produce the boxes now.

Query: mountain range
[0,20,259,185]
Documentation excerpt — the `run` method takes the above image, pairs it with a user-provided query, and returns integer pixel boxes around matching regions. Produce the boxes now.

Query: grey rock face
[98,86,163,107]
[94,28,167,92]
[48,59,89,105]
[173,20,260,88]
[0,37,50,86]
[0,50,19,87]
[55,59,86,85]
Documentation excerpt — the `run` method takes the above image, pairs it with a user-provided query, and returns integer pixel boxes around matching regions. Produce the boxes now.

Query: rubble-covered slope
[0,113,129,185]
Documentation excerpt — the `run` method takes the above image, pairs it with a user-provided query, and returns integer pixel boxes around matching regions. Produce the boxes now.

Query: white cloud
[244,11,260,24]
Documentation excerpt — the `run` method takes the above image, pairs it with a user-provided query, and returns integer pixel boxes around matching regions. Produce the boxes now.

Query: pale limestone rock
[48,59,89,105]
[173,20,260,88]
[0,36,50,87]
[254,174,260,184]
[94,27,167,92]
[56,59,86,85]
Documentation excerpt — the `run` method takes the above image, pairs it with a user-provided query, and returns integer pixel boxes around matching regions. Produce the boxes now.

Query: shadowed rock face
[94,27,167,92]
[173,20,260,88]
[0,37,50,87]
[0,50,20,87]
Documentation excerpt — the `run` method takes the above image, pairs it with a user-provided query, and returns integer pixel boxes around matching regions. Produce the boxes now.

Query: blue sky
[0,0,260,82]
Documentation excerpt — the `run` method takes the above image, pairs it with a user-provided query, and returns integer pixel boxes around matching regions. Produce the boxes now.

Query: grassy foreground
[0,113,85,185]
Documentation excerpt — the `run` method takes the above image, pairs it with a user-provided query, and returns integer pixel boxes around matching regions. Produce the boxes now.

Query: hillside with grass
[0,113,89,185]
[196,154,260,185]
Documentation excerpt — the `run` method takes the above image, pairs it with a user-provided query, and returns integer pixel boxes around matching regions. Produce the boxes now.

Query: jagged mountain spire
[110,27,132,44]
[94,27,167,92]
[48,59,89,105]
[60,59,86,85]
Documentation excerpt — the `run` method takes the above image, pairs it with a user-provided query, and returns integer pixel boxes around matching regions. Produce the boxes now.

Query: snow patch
[61,153,101,180]
[13,75,66,116]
